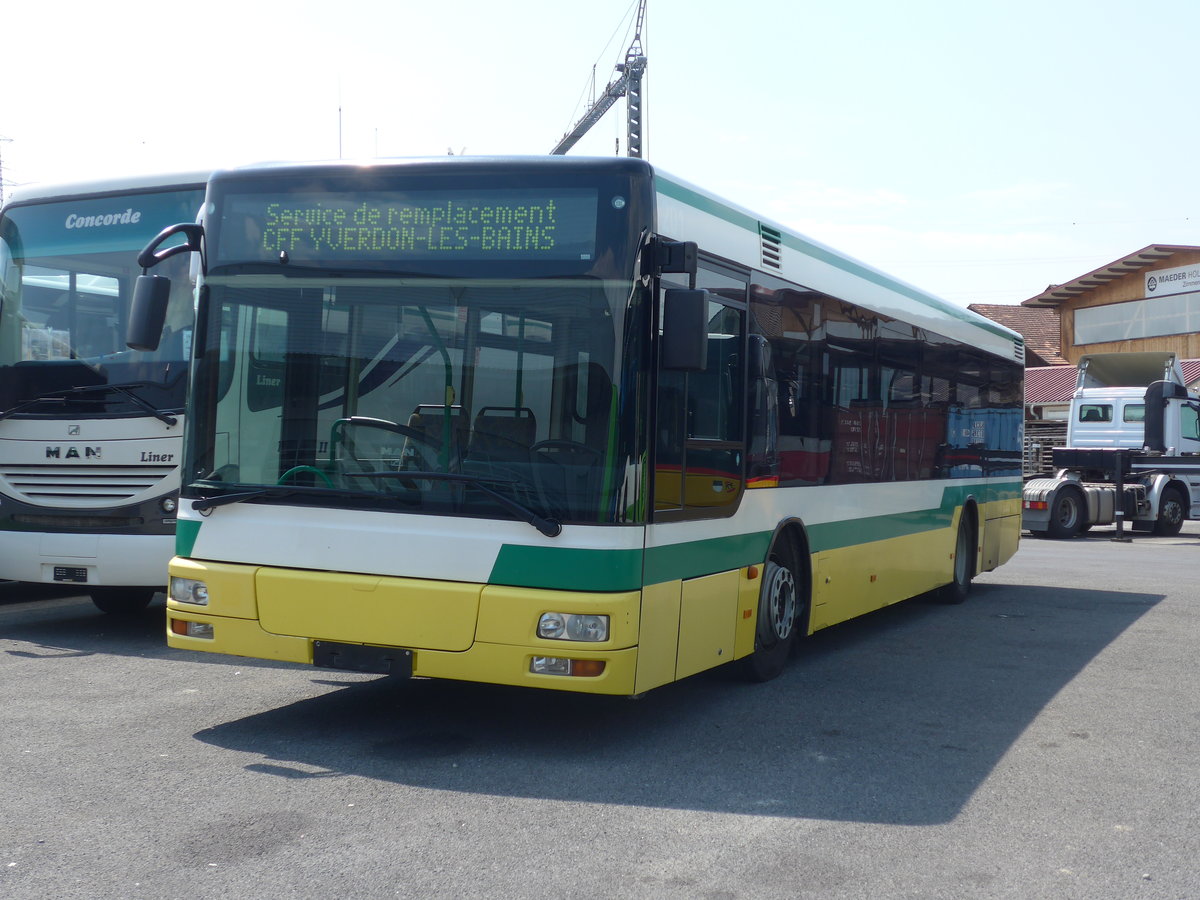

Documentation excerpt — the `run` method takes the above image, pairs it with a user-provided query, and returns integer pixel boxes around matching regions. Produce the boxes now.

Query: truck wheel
[90,588,157,615]
[1046,489,1084,539]
[1153,485,1186,537]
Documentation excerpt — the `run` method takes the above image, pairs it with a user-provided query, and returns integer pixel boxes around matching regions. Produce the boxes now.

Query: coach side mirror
[661,289,708,372]
[126,275,172,352]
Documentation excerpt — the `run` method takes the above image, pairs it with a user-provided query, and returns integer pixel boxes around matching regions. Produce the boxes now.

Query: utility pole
[550,0,648,158]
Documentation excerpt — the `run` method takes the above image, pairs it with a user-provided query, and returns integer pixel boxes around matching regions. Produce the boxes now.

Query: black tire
[90,588,157,615]
[741,541,805,683]
[1153,485,1187,537]
[1046,488,1084,539]
[938,513,975,604]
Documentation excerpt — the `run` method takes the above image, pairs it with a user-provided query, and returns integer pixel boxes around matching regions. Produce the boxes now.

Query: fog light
[531,656,571,675]
[160,495,178,514]
[170,576,209,606]
[170,618,214,639]
[537,612,609,642]
[529,657,606,677]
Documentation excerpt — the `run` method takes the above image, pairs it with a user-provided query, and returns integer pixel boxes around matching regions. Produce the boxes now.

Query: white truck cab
[1023,352,1200,538]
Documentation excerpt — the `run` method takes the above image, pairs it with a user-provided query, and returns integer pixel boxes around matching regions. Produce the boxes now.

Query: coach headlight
[170,576,209,606]
[537,612,609,642]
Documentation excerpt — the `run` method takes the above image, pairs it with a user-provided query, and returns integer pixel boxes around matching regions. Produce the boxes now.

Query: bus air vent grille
[760,224,783,269]
[1012,336,1025,362]
[0,464,177,508]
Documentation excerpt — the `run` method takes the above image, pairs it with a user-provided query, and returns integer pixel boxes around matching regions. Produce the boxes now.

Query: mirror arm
[138,222,203,270]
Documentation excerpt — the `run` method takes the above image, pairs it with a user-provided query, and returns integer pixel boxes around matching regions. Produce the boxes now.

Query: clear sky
[3,0,1197,307]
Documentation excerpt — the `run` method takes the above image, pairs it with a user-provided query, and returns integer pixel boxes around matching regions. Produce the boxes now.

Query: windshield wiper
[0,381,179,425]
[190,483,381,513]
[345,470,562,537]
[191,473,563,537]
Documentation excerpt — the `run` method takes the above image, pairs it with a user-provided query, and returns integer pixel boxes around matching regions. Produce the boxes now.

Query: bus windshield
[187,273,643,527]
[0,187,203,417]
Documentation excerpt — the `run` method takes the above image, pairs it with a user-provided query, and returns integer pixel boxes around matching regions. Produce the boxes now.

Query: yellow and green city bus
[130,156,1023,694]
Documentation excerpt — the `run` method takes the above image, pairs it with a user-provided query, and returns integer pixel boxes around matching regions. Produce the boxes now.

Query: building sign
[1145,263,1200,299]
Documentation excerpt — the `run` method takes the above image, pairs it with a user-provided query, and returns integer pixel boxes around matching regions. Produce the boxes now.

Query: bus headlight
[537,612,609,642]
[170,576,209,606]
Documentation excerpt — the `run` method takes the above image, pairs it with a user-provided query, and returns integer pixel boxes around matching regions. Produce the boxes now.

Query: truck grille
[0,463,176,507]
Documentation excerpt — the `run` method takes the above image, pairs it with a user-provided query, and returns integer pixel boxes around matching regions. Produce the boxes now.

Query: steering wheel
[332,417,458,492]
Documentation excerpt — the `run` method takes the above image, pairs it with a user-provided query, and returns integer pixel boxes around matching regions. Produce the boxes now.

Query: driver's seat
[469,407,536,462]
[403,407,468,467]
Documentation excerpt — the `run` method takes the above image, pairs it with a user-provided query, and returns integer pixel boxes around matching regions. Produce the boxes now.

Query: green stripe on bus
[488,546,644,591]
[654,175,1017,343]
[176,519,201,557]
[490,481,1022,590]
[642,530,773,584]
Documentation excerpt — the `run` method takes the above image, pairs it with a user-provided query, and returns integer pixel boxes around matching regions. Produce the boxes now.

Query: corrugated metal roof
[1026,359,1200,405]
[1025,366,1078,405]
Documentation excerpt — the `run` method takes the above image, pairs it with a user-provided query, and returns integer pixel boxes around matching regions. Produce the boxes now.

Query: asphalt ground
[1,522,1197,899]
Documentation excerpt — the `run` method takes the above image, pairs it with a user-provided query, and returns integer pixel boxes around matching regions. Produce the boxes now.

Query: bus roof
[653,169,1023,360]
[3,170,212,210]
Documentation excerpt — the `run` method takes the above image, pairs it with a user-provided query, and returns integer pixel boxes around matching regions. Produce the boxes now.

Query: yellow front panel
[256,568,482,651]
[634,580,681,694]
[168,557,260,620]
[477,586,640,648]
[676,569,739,680]
[165,557,646,695]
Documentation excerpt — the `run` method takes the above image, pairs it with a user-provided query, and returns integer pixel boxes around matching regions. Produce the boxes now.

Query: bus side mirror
[127,274,172,352]
[662,289,708,372]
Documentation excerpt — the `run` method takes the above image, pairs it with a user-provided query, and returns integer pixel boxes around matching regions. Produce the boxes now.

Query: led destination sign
[219,188,599,264]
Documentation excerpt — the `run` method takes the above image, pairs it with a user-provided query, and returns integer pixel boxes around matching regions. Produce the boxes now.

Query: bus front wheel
[741,543,804,683]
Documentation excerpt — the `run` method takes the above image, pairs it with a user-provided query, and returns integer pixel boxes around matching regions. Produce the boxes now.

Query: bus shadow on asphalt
[192,580,1162,825]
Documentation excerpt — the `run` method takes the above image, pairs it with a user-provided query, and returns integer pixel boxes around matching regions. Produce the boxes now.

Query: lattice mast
[550,0,647,158]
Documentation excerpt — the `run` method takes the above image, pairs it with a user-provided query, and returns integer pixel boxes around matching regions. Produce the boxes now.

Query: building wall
[1063,249,1200,363]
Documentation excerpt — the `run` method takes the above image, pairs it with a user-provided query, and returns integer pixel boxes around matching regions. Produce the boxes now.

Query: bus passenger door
[649,267,747,681]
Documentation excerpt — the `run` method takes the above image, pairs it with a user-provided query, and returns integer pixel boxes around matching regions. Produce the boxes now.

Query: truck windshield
[0,187,203,417]
[185,273,644,526]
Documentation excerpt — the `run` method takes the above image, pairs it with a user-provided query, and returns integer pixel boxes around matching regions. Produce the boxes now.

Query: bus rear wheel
[938,514,975,604]
[90,588,157,615]
[741,543,803,683]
